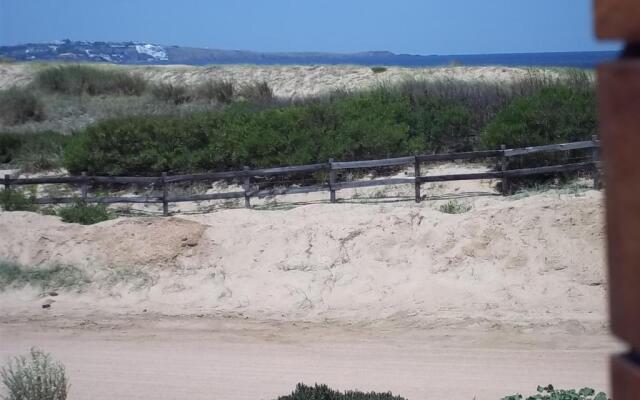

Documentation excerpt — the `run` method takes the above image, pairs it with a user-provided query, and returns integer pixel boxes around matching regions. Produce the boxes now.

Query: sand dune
[0,188,606,333]
[0,63,558,98]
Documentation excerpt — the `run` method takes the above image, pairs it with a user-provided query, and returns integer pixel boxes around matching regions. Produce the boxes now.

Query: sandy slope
[0,63,556,98]
[0,189,606,332]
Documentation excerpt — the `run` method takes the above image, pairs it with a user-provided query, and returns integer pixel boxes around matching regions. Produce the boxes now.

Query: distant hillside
[0,40,618,68]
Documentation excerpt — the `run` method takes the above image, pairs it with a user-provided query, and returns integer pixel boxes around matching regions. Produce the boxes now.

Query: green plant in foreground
[0,131,70,171]
[56,201,111,225]
[276,383,406,400]
[0,348,69,400]
[438,200,471,214]
[0,261,89,291]
[0,190,37,212]
[502,385,608,400]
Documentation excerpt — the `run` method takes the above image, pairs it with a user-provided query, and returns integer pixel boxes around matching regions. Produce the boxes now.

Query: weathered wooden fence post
[243,166,251,208]
[414,155,421,203]
[500,144,509,195]
[81,171,88,201]
[161,172,169,216]
[592,135,601,189]
[329,158,337,203]
[3,174,10,193]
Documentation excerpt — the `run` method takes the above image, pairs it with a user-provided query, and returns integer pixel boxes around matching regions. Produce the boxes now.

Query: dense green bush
[57,201,111,225]
[480,85,596,149]
[276,384,406,400]
[502,384,608,400]
[0,189,36,212]
[0,131,69,170]
[0,348,69,400]
[35,65,146,96]
[0,87,46,125]
[63,88,474,175]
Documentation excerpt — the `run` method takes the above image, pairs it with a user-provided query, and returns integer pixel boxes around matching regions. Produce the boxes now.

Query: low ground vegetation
[0,189,36,212]
[275,384,405,400]
[0,189,111,225]
[56,200,111,225]
[0,261,89,291]
[502,385,608,400]
[438,200,472,214]
[0,349,69,400]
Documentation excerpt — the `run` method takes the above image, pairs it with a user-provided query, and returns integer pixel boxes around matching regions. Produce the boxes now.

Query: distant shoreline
[0,40,619,68]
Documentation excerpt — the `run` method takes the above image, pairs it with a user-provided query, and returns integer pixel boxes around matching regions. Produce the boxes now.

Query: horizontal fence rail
[2,139,601,215]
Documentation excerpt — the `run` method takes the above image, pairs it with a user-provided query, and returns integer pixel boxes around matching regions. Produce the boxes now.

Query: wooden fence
[2,137,601,216]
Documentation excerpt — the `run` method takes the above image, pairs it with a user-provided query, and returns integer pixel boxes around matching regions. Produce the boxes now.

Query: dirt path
[0,318,620,400]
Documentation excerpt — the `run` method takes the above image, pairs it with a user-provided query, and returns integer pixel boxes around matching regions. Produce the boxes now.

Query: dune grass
[0,87,46,125]
[35,65,147,96]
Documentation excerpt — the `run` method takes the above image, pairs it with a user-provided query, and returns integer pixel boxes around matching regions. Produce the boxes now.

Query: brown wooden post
[3,174,10,207]
[592,135,601,189]
[81,171,88,201]
[414,155,421,203]
[329,158,337,203]
[243,166,251,208]
[596,1,640,398]
[500,144,509,195]
[161,172,169,216]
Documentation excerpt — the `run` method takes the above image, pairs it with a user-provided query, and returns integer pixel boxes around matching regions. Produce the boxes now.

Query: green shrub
[276,383,406,400]
[0,131,69,171]
[407,96,474,152]
[480,85,596,150]
[370,67,387,74]
[35,65,146,96]
[62,88,476,175]
[57,201,111,225]
[0,190,36,212]
[239,81,273,103]
[195,80,234,104]
[0,261,88,290]
[438,200,471,214]
[0,348,69,400]
[150,83,192,104]
[0,87,46,125]
[502,384,608,400]
[0,133,22,163]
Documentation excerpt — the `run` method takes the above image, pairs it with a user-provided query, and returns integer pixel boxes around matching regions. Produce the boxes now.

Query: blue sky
[0,0,619,54]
